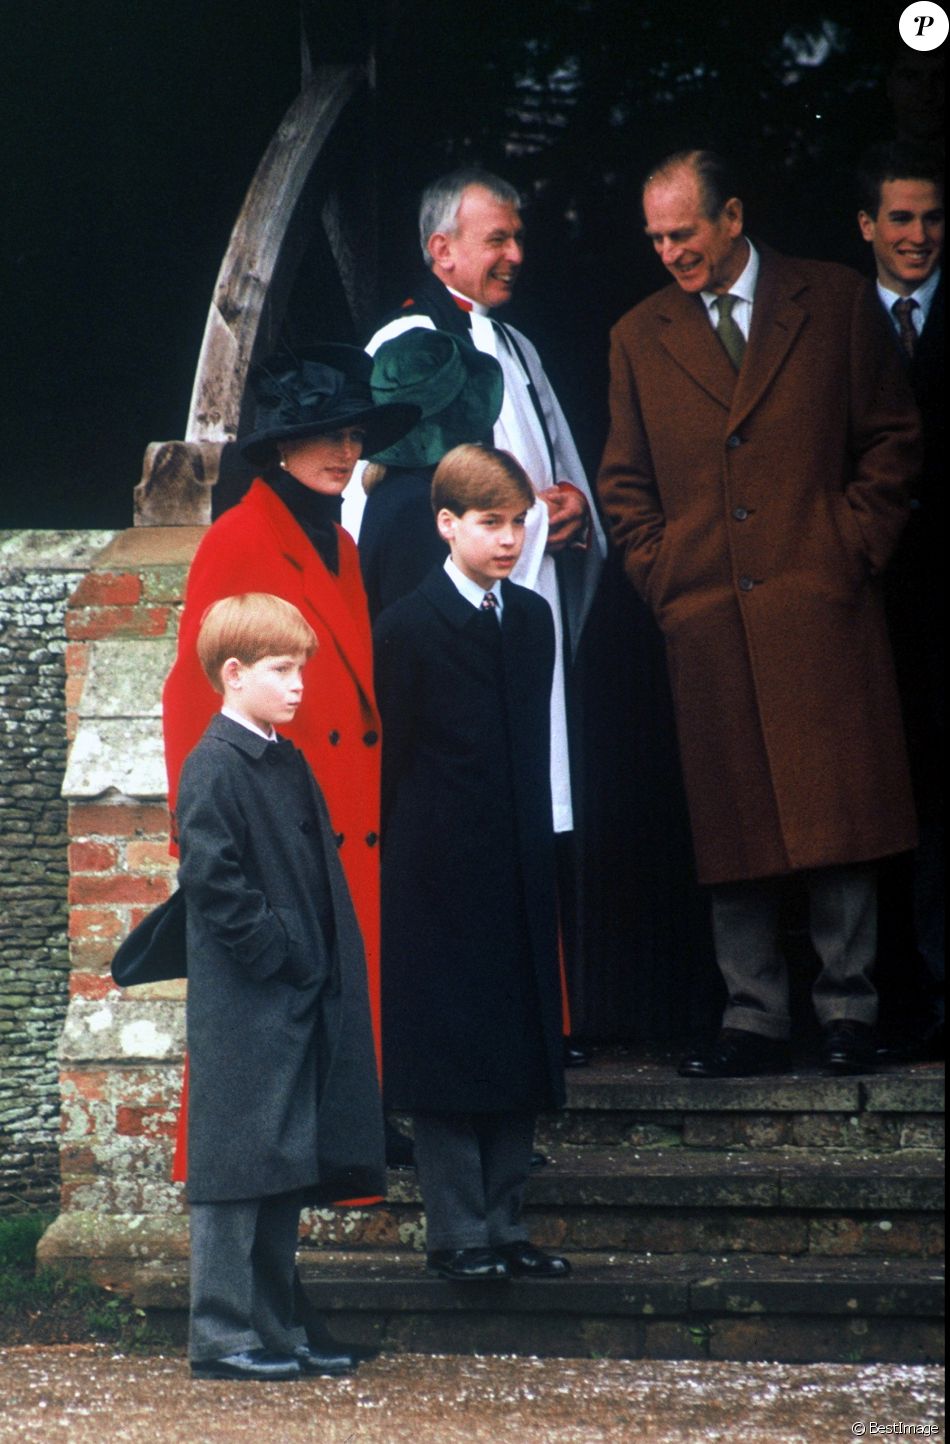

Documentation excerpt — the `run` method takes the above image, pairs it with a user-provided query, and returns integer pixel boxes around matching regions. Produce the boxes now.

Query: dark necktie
[892,298,918,360]
[714,294,746,370]
[480,590,498,614]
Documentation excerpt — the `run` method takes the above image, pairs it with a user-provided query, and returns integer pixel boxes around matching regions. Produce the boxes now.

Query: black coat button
[738,575,756,592]
[328,731,340,746]
[365,832,379,847]
[334,833,345,847]
[726,434,743,449]
[299,819,313,834]
[733,507,749,521]
[363,730,379,747]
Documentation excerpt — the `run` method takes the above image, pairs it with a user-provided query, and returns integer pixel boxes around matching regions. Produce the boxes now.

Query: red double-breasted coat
[162,479,383,1179]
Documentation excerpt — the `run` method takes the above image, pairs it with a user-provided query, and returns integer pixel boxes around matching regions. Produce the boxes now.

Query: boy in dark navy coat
[373,445,570,1282]
[175,593,384,1378]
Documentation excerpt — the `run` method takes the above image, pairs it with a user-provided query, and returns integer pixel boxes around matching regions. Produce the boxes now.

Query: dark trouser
[411,1111,536,1252]
[712,863,878,1041]
[188,1191,307,1362]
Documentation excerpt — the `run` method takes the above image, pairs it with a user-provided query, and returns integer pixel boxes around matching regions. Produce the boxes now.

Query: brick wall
[46,529,203,1259]
[0,532,116,1214]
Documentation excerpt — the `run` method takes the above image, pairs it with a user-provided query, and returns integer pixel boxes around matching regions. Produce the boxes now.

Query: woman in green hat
[359,327,504,619]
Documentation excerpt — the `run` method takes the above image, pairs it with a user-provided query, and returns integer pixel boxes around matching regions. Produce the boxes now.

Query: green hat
[369,328,503,467]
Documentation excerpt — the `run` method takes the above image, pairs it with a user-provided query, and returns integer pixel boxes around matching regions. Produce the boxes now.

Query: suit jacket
[373,567,565,1114]
[880,274,944,798]
[598,245,921,885]
[176,715,384,1205]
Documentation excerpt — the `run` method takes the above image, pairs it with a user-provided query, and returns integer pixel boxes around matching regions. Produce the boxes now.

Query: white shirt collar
[221,705,276,742]
[444,556,504,613]
[876,266,942,323]
[701,238,759,316]
[445,282,491,318]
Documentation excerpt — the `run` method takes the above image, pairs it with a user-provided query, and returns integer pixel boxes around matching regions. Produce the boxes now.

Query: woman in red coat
[163,346,417,1182]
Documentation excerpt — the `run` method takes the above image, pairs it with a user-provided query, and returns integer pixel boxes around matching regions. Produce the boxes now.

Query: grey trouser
[188,1191,307,1362]
[713,863,878,1040]
[411,1111,536,1252]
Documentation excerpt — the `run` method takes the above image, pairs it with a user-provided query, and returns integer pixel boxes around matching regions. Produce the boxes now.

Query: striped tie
[892,298,918,360]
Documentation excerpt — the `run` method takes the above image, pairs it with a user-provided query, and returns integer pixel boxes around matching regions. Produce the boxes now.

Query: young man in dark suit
[857,141,944,1059]
[373,445,570,1281]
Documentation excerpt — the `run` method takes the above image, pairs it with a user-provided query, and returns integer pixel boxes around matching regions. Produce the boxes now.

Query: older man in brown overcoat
[598,149,922,1077]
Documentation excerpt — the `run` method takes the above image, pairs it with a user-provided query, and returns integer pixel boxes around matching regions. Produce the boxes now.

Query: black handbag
[111,888,187,987]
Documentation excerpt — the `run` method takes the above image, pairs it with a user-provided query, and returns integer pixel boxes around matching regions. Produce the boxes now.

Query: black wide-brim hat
[239,343,420,467]
[369,328,504,468]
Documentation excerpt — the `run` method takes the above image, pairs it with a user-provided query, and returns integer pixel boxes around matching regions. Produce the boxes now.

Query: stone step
[300,1147,945,1258]
[130,1251,945,1365]
[532,1055,945,1151]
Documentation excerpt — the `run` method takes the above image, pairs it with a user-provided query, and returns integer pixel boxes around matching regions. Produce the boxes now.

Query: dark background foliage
[0,0,913,527]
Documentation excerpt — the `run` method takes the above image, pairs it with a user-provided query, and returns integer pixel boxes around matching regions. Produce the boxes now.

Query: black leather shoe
[191,1348,300,1381]
[426,1247,509,1281]
[564,1038,590,1068]
[497,1241,572,1278]
[530,1150,549,1169]
[305,1330,378,1364]
[678,1028,791,1078]
[293,1344,357,1376]
[822,1020,876,1075]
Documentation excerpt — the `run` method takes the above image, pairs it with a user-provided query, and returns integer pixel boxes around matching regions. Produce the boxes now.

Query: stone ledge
[37,1208,188,1286]
[341,1146,947,1214]
[863,1073,946,1114]
[58,997,184,1063]
[91,527,206,569]
[0,531,118,572]
[130,1249,945,1321]
[62,717,167,799]
[566,1057,945,1116]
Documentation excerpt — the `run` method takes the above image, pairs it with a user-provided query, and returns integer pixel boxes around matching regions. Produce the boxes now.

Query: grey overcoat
[176,713,385,1205]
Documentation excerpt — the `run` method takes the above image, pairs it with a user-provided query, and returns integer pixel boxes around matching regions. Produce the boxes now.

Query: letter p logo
[899,2,948,49]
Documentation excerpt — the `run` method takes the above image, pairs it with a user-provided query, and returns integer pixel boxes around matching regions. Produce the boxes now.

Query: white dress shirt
[221,706,276,742]
[444,556,504,617]
[701,240,760,339]
[877,266,942,338]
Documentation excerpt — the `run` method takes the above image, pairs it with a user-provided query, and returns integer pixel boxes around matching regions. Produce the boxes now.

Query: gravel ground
[0,1346,944,1443]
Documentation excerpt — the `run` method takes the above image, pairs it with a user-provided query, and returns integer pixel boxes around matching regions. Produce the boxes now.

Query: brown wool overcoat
[598,245,921,885]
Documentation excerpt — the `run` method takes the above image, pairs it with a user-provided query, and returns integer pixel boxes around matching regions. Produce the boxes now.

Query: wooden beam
[185,65,366,444]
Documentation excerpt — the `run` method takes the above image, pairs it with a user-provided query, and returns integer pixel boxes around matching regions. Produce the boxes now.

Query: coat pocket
[272,905,326,990]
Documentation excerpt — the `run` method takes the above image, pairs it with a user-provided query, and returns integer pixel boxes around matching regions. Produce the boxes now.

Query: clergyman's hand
[542,483,590,553]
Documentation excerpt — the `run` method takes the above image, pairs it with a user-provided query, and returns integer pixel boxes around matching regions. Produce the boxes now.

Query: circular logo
[899,2,949,49]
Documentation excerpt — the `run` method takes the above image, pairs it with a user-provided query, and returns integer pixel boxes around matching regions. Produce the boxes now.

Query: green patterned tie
[714,293,746,370]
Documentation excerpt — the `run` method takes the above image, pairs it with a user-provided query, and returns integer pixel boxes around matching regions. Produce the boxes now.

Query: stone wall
[37,527,205,1278]
[0,532,116,1214]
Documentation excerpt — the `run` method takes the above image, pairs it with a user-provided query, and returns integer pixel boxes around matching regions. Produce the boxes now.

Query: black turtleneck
[264,467,341,574]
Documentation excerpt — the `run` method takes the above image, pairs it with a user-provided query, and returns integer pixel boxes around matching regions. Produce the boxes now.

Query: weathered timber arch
[135,62,376,525]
